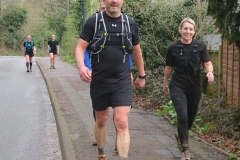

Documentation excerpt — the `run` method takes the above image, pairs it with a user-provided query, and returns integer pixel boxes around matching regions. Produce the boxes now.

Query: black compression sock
[26,62,29,68]
[30,62,32,68]
[98,147,105,154]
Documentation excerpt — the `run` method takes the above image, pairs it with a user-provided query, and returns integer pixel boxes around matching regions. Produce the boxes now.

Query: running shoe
[92,141,97,146]
[175,132,183,151]
[97,154,106,160]
[181,150,190,160]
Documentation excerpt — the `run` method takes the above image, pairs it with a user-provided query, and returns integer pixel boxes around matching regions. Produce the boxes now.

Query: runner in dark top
[76,0,146,159]
[84,2,134,151]
[163,17,214,160]
[48,34,59,69]
[22,35,36,72]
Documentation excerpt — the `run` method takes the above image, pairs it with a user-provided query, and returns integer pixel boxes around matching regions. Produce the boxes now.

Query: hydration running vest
[25,41,33,49]
[174,39,200,78]
[89,11,133,63]
[25,41,34,52]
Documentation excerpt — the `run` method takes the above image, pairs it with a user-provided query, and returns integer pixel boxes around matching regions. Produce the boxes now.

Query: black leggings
[170,88,201,145]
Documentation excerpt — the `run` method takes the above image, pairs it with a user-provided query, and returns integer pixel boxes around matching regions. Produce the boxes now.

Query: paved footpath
[37,56,230,160]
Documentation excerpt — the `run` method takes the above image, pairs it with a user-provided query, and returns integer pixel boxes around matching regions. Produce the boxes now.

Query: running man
[76,0,146,159]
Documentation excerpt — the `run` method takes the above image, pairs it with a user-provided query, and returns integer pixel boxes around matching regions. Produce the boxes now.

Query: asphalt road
[0,56,61,160]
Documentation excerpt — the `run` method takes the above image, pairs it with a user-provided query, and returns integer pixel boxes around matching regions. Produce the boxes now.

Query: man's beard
[107,5,121,14]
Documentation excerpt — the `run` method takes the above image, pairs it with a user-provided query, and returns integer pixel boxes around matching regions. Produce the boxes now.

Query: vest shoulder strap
[191,39,198,54]
[93,12,104,38]
[122,13,130,32]
[94,12,131,35]
[176,40,183,54]
[25,41,33,48]
[94,12,100,38]
[176,40,183,47]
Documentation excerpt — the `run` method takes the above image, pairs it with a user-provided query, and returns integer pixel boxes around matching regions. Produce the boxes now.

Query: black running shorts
[90,83,132,111]
[49,50,57,54]
[25,51,34,57]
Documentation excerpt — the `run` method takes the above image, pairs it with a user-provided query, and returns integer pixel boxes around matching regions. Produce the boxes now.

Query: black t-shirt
[80,11,140,86]
[23,41,35,53]
[165,39,211,91]
[48,40,59,51]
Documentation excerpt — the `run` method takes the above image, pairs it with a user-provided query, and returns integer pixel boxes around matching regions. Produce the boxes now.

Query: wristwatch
[138,74,146,79]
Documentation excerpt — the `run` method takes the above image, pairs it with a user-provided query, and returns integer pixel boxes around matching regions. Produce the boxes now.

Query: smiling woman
[178,18,196,44]
[163,17,214,160]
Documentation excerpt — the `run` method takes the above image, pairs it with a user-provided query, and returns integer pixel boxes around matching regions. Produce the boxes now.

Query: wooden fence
[205,50,220,95]
[205,40,240,107]
[221,40,240,106]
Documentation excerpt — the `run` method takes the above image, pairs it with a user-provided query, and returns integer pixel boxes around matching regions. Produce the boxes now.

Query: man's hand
[79,66,92,82]
[134,78,145,89]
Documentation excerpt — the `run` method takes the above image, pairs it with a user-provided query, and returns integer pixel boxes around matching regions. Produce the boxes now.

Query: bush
[0,5,27,50]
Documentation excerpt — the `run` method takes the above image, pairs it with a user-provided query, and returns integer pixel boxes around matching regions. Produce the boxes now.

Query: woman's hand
[206,71,214,82]
[163,84,170,94]
[204,62,214,83]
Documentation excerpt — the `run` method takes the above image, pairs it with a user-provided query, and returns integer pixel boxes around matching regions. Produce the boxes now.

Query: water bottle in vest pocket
[90,30,106,54]
[123,32,133,54]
